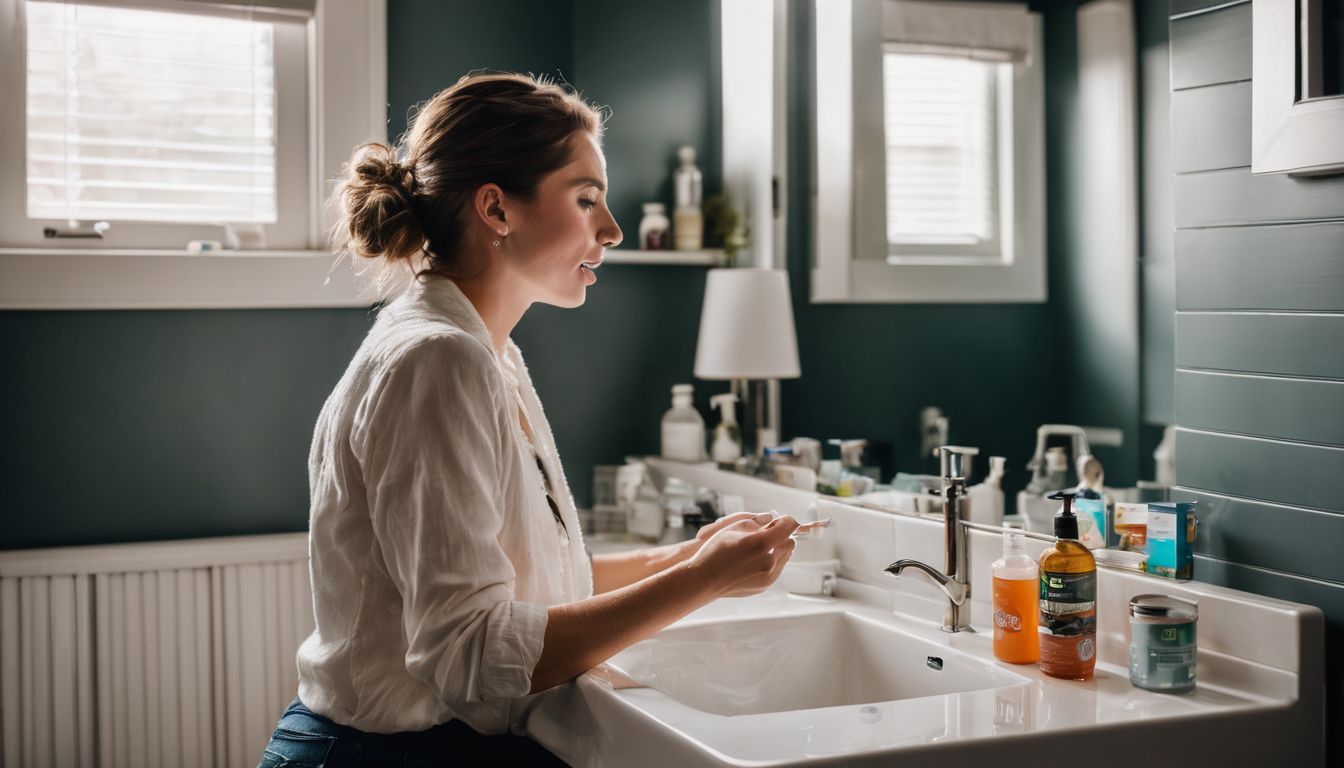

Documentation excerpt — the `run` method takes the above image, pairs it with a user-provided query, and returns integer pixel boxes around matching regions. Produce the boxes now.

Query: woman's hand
[694,511,771,546]
[686,513,799,599]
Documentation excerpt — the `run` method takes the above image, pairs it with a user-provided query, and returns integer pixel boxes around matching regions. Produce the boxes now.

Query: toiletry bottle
[1038,490,1097,680]
[660,384,705,462]
[627,465,666,542]
[1044,447,1070,491]
[709,392,742,466]
[660,477,696,543]
[992,531,1040,664]
[673,145,703,251]
[639,202,671,250]
[985,455,1007,525]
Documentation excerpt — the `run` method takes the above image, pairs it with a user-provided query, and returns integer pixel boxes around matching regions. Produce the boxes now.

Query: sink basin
[605,611,1027,716]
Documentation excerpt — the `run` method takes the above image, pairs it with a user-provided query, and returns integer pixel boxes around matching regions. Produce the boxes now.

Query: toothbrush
[789,518,833,539]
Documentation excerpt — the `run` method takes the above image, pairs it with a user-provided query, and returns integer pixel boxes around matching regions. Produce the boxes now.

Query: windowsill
[811,257,1046,304]
[0,247,388,309]
[603,249,725,266]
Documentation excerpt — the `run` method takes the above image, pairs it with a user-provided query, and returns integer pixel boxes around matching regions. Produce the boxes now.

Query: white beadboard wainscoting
[0,533,311,768]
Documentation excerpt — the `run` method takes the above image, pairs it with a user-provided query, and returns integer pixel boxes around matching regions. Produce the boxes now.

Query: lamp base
[734,378,781,456]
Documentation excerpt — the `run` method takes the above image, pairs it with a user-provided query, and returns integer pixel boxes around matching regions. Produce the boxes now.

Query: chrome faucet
[884,445,979,633]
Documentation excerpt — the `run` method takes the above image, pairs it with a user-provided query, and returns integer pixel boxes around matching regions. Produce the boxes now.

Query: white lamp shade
[694,268,801,380]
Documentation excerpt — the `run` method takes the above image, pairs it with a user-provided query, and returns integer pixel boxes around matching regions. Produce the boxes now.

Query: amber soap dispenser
[1038,490,1098,680]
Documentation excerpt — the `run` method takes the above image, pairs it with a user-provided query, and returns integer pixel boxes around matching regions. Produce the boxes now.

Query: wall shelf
[602,249,724,266]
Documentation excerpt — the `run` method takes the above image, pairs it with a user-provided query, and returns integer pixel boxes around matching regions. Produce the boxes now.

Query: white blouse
[295,275,593,736]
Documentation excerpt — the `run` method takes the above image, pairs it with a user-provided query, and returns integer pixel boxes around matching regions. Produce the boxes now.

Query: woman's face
[501,132,623,308]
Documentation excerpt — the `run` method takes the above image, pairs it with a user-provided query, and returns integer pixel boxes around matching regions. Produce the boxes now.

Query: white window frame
[1250,0,1344,176]
[0,0,389,309]
[812,0,1045,303]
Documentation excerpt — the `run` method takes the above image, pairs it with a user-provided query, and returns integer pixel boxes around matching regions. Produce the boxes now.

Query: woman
[256,72,799,767]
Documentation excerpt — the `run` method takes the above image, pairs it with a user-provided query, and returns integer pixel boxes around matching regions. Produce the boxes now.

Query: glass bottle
[673,145,703,251]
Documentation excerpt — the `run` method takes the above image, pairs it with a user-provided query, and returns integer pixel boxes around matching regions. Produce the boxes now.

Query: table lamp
[693,268,801,455]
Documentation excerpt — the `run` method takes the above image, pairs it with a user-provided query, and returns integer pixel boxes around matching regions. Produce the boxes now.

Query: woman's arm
[529,514,799,695]
[588,512,768,594]
[590,540,699,594]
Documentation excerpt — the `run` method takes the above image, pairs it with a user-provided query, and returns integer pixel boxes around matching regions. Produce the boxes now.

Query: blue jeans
[257,698,568,767]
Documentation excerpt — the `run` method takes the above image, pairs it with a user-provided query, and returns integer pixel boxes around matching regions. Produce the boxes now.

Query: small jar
[638,202,670,250]
[1129,594,1197,693]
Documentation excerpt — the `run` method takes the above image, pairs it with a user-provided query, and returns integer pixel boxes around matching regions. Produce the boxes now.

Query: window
[882,50,1000,261]
[812,0,1044,303]
[9,0,309,250]
[25,3,281,226]
[0,0,389,309]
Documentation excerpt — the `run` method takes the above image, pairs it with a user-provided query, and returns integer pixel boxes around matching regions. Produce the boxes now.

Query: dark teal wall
[1167,0,1344,757]
[385,0,574,141]
[0,309,374,549]
[517,0,726,504]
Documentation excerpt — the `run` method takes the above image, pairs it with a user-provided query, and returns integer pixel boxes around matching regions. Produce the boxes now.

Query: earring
[492,240,500,247]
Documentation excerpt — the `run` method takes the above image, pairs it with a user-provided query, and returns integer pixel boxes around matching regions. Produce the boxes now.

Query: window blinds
[882,51,998,246]
[24,0,280,224]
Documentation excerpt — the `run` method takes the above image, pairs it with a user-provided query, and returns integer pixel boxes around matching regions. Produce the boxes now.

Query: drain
[926,656,943,671]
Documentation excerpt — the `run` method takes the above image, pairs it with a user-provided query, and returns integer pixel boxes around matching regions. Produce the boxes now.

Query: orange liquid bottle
[992,532,1040,664]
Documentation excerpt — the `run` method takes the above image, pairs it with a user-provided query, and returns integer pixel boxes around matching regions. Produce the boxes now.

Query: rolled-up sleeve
[352,334,549,704]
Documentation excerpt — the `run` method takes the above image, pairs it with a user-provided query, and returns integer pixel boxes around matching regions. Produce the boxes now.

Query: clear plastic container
[991,532,1040,664]
[660,384,705,462]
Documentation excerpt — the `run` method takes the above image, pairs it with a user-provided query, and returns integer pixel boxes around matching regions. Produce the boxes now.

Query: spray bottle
[709,393,742,466]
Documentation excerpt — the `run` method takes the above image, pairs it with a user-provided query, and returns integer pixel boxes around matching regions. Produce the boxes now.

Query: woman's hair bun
[334,142,425,264]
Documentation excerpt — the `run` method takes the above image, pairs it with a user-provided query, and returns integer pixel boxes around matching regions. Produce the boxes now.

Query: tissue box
[1145,501,1195,579]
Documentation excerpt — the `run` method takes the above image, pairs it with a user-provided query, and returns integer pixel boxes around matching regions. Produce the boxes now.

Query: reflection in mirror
[1302,0,1344,99]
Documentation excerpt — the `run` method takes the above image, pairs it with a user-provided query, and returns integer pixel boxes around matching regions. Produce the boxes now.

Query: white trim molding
[0,248,389,309]
[811,0,1045,303]
[1251,0,1344,176]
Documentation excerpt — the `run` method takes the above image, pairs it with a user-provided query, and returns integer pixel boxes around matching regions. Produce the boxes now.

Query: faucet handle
[935,445,980,482]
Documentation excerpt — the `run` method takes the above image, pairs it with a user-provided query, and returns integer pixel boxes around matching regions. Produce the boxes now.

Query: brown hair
[331,72,605,282]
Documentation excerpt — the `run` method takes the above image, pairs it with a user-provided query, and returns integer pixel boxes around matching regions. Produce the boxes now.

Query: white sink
[605,611,1027,716]
[525,590,1318,768]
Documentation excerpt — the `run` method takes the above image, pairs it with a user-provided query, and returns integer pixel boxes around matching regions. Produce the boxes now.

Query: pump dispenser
[1038,490,1098,680]
[709,393,742,466]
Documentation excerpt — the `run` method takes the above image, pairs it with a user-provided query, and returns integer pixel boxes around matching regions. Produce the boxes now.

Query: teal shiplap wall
[1167,0,1344,757]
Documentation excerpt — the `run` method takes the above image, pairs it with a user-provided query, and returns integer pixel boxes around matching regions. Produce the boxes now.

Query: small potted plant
[702,193,748,267]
